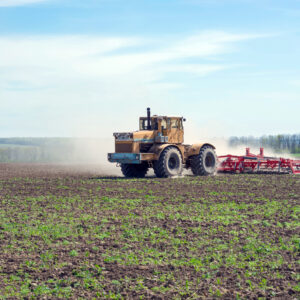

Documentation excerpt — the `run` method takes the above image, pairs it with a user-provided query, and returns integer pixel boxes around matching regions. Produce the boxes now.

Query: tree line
[0,138,78,163]
[229,134,300,154]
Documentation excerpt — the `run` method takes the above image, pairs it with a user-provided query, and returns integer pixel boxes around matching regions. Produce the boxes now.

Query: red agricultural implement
[217,148,300,174]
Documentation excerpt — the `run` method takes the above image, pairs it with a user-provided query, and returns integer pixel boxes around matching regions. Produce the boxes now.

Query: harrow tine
[217,148,300,175]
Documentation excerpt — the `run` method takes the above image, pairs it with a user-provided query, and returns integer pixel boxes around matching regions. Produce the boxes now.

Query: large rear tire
[121,163,149,178]
[153,147,183,178]
[191,146,217,176]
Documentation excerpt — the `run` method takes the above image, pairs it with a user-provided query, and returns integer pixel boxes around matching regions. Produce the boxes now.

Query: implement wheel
[153,147,183,178]
[121,163,149,178]
[191,146,217,176]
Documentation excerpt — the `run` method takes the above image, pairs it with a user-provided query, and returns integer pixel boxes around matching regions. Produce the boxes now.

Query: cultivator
[217,148,300,174]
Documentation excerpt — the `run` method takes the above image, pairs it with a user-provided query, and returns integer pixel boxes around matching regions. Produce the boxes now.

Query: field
[0,164,299,299]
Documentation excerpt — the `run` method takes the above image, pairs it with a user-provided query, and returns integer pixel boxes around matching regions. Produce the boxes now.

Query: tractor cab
[139,111,184,144]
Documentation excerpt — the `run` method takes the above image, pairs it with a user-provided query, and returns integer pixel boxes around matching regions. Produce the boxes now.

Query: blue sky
[0,0,299,138]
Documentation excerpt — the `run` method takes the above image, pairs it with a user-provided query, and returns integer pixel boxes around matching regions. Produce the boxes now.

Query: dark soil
[0,163,299,299]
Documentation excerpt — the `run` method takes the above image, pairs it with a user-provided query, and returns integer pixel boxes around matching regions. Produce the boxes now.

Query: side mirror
[183,118,186,122]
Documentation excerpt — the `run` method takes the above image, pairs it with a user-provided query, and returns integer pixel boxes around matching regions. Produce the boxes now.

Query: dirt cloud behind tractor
[70,138,121,176]
[0,137,121,176]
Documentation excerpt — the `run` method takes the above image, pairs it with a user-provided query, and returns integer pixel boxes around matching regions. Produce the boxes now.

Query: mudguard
[187,143,215,157]
[152,144,185,161]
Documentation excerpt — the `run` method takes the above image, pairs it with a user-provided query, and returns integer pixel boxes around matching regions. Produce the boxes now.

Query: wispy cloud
[0,32,252,80]
[0,31,264,136]
[0,31,260,93]
[0,0,47,7]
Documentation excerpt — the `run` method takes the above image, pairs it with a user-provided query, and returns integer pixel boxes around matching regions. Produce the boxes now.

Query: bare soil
[0,163,299,299]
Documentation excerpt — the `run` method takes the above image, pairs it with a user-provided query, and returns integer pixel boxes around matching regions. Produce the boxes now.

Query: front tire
[153,147,183,178]
[191,146,217,176]
[121,163,148,178]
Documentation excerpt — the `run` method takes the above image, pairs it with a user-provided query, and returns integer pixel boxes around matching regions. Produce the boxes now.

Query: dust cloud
[183,121,292,159]
[70,138,122,176]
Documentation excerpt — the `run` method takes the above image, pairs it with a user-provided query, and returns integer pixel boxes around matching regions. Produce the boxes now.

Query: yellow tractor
[108,108,217,178]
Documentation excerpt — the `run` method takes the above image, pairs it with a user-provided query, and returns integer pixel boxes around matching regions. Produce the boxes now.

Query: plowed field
[0,164,299,299]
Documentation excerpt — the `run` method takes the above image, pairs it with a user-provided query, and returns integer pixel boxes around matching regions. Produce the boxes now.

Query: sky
[0,0,299,138]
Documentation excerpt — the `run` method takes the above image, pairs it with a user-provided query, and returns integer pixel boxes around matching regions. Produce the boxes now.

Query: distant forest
[0,138,76,163]
[229,134,300,154]
[0,135,299,162]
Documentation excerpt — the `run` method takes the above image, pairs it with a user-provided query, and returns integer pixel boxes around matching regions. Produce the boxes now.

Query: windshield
[139,118,158,130]
[170,118,183,129]
[139,119,147,130]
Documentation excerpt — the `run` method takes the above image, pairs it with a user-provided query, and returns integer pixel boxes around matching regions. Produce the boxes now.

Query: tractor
[108,108,217,178]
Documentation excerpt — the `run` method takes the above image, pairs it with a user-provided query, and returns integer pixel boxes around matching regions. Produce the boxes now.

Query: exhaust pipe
[147,107,151,130]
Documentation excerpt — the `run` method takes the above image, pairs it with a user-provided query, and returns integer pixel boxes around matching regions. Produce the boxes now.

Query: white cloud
[0,0,48,6]
[0,0,47,6]
[0,32,252,88]
[0,31,262,136]
[159,64,229,75]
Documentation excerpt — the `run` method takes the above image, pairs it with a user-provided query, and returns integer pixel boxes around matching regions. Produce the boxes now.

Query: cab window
[140,118,158,130]
[151,119,158,130]
[139,119,147,130]
[161,119,167,130]
[178,119,183,129]
[167,118,171,129]
[171,119,178,129]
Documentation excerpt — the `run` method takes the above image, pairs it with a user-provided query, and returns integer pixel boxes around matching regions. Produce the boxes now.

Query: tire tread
[121,163,148,178]
[153,147,182,178]
[191,146,216,176]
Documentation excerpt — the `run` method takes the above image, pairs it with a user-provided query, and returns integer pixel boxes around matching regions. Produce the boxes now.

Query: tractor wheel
[121,163,149,178]
[191,146,217,176]
[153,147,183,178]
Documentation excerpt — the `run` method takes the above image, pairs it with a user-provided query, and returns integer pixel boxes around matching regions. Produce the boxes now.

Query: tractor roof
[140,115,183,119]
